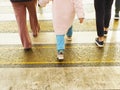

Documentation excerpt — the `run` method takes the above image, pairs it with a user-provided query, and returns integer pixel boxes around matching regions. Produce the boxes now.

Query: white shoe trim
[95,41,104,48]
[57,54,64,60]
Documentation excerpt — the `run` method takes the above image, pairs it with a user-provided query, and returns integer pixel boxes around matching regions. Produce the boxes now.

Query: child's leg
[56,35,65,52]
[66,26,73,37]
[56,35,65,60]
[66,26,73,41]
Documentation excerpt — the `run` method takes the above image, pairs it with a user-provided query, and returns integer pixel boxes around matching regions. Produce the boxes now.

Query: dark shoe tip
[24,48,32,51]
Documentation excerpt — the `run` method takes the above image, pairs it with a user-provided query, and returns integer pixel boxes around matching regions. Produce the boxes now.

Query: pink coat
[39,0,84,35]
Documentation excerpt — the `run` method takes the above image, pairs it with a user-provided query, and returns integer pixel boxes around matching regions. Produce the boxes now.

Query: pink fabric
[39,0,84,35]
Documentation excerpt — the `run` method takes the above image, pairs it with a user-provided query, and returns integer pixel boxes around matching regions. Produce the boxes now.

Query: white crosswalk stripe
[0,31,120,45]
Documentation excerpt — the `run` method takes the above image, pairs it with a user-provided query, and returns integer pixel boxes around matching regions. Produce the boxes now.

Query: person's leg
[66,26,73,41]
[104,0,113,34]
[56,35,65,60]
[115,0,120,19]
[26,0,40,37]
[56,35,65,52]
[94,0,105,38]
[12,2,32,49]
[67,26,73,37]
[115,0,120,14]
[94,0,105,47]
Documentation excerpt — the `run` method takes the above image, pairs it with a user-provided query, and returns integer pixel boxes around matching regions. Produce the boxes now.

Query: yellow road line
[0,60,119,65]
[0,46,79,50]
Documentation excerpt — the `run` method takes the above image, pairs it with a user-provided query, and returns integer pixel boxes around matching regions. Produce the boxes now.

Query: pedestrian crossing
[0,0,120,66]
[0,31,120,45]
[0,1,120,90]
[0,0,119,45]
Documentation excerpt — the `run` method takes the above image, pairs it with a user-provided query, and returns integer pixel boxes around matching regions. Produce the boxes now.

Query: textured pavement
[0,44,120,68]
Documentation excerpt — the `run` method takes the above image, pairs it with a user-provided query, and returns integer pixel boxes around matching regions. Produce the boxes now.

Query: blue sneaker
[95,38,104,47]
[57,50,64,61]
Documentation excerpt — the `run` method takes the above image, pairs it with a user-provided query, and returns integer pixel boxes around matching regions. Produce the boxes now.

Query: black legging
[94,0,113,37]
[115,0,120,13]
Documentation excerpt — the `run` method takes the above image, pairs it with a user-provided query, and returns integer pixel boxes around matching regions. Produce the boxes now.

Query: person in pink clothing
[39,0,84,61]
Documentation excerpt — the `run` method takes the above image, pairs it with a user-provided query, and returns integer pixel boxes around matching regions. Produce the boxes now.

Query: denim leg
[56,35,65,52]
[66,26,73,37]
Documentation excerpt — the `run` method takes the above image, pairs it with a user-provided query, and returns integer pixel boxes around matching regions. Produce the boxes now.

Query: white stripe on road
[0,31,120,45]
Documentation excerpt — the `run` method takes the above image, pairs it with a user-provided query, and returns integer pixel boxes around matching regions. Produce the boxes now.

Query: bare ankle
[99,36,104,41]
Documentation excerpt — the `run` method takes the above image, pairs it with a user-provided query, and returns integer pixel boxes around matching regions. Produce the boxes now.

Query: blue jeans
[66,26,73,37]
[56,26,73,52]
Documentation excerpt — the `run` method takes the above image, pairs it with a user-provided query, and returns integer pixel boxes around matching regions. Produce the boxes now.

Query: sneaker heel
[57,50,64,61]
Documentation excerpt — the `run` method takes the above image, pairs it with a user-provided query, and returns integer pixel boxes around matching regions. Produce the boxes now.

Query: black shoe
[114,13,119,20]
[95,38,104,47]
[104,31,108,37]
[24,48,32,51]
[33,34,38,37]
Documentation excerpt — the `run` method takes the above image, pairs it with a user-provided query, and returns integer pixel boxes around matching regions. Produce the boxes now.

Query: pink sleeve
[73,0,85,18]
[38,0,51,7]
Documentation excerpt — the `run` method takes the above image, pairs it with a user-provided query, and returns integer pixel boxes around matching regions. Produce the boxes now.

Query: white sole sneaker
[57,50,64,61]
[57,54,64,61]
[95,38,104,48]
[114,17,119,20]
[95,41,104,47]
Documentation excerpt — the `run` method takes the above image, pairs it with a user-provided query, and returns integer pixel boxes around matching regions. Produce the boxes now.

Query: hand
[79,18,84,23]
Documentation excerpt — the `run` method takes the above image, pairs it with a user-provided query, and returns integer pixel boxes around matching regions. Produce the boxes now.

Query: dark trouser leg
[104,0,113,28]
[115,0,120,13]
[94,0,105,37]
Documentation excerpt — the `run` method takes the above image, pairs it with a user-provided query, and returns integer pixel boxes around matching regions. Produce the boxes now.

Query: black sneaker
[95,38,104,47]
[104,31,108,37]
[24,48,32,52]
[114,13,119,20]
